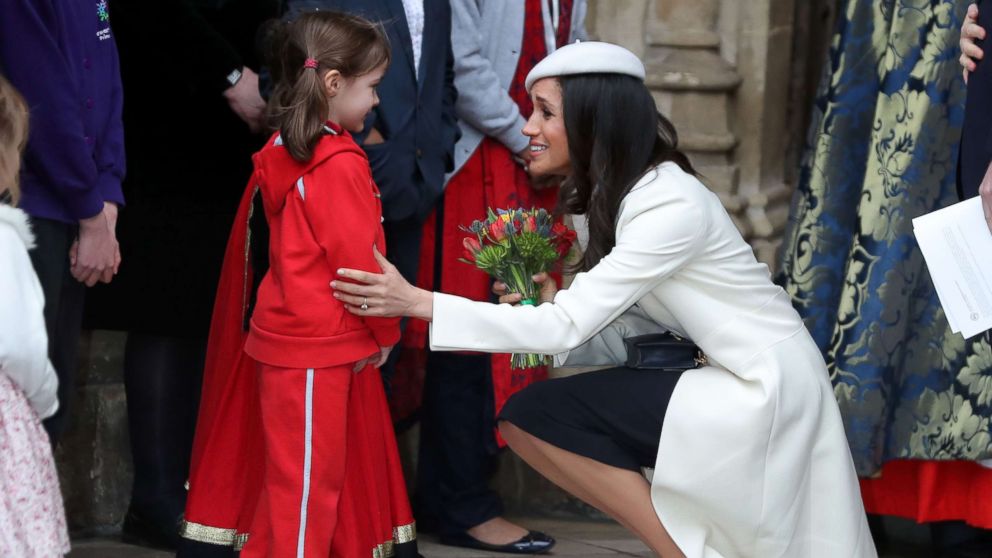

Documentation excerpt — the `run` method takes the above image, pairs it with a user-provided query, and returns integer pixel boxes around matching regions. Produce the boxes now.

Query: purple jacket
[0,0,126,223]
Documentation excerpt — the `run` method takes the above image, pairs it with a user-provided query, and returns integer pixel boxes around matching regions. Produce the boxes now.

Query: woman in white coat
[331,42,877,558]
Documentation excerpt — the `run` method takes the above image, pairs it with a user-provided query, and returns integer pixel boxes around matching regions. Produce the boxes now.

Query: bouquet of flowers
[461,208,578,369]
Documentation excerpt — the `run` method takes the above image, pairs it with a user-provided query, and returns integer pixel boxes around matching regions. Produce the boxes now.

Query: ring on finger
[361,296,369,311]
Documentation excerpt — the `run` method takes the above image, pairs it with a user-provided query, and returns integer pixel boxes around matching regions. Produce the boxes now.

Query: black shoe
[121,508,182,550]
[439,530,556,554]
[932,521,992,558]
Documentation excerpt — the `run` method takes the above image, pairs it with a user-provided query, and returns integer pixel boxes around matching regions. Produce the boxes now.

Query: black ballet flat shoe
[120,508,182,550]
[439,530,556,554]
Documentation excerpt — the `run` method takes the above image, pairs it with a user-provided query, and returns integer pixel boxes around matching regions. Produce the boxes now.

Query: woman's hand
[331,247,434,321]
[492,272,559,305]
[961,3,985,83]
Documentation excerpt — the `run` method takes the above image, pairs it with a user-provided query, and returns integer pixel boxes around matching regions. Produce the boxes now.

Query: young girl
[0,75,70,556]
[179,11,417,558]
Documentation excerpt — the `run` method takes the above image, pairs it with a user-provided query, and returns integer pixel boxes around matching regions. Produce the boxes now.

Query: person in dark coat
[284,0,459,287]
[960,1,992,221]
[892,3,992,557]
[0,0,126,446]
[83,0,279,548]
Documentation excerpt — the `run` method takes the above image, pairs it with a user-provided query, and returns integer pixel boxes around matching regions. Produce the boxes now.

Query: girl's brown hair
[0,75,29,205]
[265,11,390,162]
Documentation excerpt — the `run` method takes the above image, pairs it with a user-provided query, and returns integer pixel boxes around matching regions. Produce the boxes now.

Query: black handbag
[623,332,707,372]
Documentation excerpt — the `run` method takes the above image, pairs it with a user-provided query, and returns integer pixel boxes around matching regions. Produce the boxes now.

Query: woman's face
[522,78,570,177]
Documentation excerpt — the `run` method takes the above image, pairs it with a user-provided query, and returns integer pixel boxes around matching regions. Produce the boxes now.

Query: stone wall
[57,331,131,535]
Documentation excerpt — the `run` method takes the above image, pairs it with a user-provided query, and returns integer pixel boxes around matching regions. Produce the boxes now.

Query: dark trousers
[380,217,424,388]
[28,217,85,444]
[123,333,204,536]
[416,351,502,536]
[931,521,992,558]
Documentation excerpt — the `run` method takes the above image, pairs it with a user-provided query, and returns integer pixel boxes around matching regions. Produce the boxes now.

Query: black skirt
[498,367,683,472]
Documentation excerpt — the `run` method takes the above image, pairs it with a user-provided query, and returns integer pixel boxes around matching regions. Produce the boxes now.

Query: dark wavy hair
[263,11,390,162]
[554,74,695,272]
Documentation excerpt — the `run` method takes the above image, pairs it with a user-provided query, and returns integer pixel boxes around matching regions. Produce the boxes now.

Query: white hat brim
[525,41,646,91]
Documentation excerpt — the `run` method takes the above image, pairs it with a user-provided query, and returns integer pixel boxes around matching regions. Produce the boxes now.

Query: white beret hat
[525,41,646,92]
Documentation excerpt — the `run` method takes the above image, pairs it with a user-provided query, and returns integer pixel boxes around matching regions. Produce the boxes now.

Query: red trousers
[241,362,415,557]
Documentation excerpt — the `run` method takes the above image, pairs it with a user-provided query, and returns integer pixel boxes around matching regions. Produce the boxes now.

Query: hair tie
[303,58,319,70]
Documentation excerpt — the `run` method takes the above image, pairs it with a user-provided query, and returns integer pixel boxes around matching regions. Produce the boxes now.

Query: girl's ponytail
[278,62,331,161]
[266,11,390,162]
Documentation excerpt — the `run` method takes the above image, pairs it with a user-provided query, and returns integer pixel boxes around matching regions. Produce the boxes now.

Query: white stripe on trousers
[297,368,315,557]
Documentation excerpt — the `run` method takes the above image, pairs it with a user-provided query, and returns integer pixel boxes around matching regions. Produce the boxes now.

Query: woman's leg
[500,422,685,558]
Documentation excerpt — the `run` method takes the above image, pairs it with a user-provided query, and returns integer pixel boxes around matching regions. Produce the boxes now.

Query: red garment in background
[393,0,574,440]
[508,0,573,112]
[860,460,992,529]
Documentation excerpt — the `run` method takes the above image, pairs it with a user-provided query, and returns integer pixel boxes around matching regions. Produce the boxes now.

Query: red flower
[489,221,506,242]
[462,236,482,262]
[553,226,577,257]
[523,216,537,233]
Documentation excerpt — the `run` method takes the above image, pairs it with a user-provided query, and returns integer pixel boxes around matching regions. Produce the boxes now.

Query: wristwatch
[226,67,243,88]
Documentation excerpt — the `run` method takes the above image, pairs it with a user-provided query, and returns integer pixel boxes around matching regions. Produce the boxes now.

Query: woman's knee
[502,380,550,416]
[498,420,530,449]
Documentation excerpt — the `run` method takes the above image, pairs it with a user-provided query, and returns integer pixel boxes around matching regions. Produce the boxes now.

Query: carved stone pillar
[643,0,745,231]
[731,0,798,266]
[586,0,649,58]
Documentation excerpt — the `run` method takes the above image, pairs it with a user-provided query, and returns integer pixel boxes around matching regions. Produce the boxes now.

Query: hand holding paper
[914,197,992,338]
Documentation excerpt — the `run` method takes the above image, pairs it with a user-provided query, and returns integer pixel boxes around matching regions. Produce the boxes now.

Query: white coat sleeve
[450,0,530,154]
[0,229,59,419]
[430,182,706,355]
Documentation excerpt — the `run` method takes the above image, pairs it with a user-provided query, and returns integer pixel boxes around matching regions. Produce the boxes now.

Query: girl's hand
[353,354,373,373]
[492,272,558,305]
[332,247,435,321]
[353,344,393,373]
[375,345,393,368]
[961,3,985,83]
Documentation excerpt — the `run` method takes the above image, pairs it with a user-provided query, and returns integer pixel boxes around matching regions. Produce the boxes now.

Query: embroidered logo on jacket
[96,0,112,41]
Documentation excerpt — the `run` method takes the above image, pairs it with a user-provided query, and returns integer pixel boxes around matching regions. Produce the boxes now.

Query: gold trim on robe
[372,540,394,558]
[371,521,417,557]
[393,522,416,544]
[179,520,237,546]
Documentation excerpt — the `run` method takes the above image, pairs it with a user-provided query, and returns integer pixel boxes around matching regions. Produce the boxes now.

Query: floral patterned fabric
[777,0,992,476]
[0,373,70,557]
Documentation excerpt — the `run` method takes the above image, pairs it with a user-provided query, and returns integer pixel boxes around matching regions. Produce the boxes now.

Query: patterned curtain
[777,0,992,477]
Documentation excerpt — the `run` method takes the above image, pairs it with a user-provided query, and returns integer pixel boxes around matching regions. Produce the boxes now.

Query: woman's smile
[529,142,548,155]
